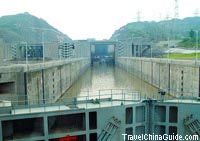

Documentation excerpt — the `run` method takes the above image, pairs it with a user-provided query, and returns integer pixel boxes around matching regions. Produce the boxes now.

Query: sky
[0,0,200,40]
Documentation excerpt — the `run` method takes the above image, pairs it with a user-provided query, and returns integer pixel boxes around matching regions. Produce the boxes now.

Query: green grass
[165,52,200,59]
[178,38,200,48]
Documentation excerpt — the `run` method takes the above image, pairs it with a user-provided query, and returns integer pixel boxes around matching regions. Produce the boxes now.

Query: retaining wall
[116,57,199,97]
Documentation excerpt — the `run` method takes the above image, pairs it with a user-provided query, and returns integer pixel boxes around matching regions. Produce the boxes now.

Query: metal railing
[0,89,200,115]
[0,89,142,114]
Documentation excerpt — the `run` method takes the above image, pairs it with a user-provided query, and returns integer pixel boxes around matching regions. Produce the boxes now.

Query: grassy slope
[166,52,200,59]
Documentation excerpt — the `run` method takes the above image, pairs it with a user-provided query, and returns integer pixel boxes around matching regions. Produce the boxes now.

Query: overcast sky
[0,0,199,40]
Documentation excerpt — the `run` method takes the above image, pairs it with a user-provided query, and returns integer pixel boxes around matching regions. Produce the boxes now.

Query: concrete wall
[26,58,90,104]
[0,58,90,105]
[2,40,90,61]
[44,42,60,59]
[115,41,132,58]
[73,40,91,58]
[152,101,200,138]
[116,57,199,97]
[0,65,25,105]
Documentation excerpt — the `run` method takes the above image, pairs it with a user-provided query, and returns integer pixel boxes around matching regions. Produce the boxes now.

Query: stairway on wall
[97,116,121,141]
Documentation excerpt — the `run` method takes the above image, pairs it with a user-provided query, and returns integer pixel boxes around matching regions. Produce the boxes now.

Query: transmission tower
[174,0,179,19]
[194,8,199,17]
[137,10,141,22]
[166,14,170,20]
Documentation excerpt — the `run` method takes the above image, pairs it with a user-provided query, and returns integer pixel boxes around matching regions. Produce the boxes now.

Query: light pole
[25,42,28,65]
[20,41,28,65]
[28,27,64,61]
[195,30,199,64]
[42,31,45,63]
[150,44,152,58]
[167,37,170,63]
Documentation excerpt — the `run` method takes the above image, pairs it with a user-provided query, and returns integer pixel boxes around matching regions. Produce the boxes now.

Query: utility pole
[25,42,28,65]
[195,30,199,64]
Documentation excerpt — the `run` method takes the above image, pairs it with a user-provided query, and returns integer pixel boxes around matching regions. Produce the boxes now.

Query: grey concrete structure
[11,43,43,60]
[0,92,200,141]
[116,57,200,97]
[58,42,74,58]
[115,39,152,57]
[43,42,60,59]
[73,40,91,58]
[0,58,90,105]
[2,43,12,61]
[1,40,200,141]
[90,40,116,65]
[2,40,91,61]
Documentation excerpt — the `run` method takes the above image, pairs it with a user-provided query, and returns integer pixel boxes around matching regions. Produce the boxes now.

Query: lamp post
[150,44,152,58]
[25,42,28,65]
[19,41,28,65]
[42,31,45,63]
[167,37,170,63]
[195,30,199,64]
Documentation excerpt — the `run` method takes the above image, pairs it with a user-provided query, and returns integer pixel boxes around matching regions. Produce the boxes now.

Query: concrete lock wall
[26,58,90,104]
[116,57,199,97]
[0,58,90,105]
[0,72,18,102]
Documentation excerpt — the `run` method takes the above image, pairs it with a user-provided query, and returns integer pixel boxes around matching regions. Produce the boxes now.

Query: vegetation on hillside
[178,30,200,48]
[110,17,200,46]
[0,12,71,43]
[164,52,200,59]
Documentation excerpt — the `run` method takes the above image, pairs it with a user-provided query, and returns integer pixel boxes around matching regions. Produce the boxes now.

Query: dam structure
[0,40,200,141]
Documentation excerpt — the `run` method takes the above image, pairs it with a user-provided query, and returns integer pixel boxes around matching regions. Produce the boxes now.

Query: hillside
[0,12,71,43]
[110,17,200,43]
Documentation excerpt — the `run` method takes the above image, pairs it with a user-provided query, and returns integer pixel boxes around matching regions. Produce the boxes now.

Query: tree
[189,29,195,41]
